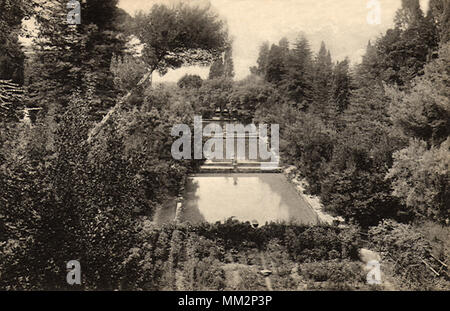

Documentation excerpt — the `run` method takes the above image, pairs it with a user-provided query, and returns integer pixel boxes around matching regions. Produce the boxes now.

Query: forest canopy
[0,0,448,291]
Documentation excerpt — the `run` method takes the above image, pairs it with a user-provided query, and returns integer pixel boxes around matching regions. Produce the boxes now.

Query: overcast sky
[120,0,430,82]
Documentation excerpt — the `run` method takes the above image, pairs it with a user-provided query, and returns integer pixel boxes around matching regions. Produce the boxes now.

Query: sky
[113,1,429,82]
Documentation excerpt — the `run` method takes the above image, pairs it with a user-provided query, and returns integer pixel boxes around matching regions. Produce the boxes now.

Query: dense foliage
[131,3,229,76]
[0,1,223,290]
[121,219,365,290]
[369,220,449,290]
[247,0,448,228]
[0,0,448,291]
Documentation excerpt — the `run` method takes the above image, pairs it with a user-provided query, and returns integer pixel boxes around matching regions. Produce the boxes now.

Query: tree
[428,0,450,44]
[387,42,450,147]
[29,0,127,119]
[330,58,351,113]
[0,80,25,122]
[355,41,382,84]
[282,113,335,195]
[194,78,233,116]
[341,82,394,148]
[133,3,229,78]
[229,78,281,123]
[251,41,270,76]
[0,88,141,289]
[394,0,424,30]
[311,42,333,115]
[280,35,313,109]
[223,46,235,79]
[178,74,203,89]
[110,55,148,93]
[386,43,450,223]
[209,45,234,79]
[0,0,36,84]
[0,35,25,85]
[0,70,201,290]
[320,135,404,227]
[386,138,449,223]
[278,37,290,54]
[375,0,438,86]
[208,58,225,79]
[369,220,437,290]
[265,43,287,85]
[89,2,229,141]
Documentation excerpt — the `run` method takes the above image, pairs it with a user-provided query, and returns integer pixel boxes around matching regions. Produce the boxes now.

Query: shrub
[368,220,449,290]
[299,260,367,290]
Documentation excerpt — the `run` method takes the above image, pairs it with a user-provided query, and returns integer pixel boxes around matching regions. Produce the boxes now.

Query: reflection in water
[180,173,318,226]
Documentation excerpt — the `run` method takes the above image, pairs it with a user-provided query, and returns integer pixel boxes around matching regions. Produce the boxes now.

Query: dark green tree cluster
[363,0,440,87]
[26,0,128,121]
[208,45,235,79]
[0,0,36,84]
[250,41,269,76]
[177,74,203,89]
[386,42,450,222]
[178,74,285,123]
[249,0,448,227]
[251,36,351,119]
[0,1,227,290]
[132,3,228,77]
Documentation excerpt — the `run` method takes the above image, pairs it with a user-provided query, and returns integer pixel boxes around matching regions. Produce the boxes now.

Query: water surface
[178,173,318,226]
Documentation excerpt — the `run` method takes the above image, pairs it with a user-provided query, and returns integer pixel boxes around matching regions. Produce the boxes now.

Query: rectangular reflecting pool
[154,174,319,226]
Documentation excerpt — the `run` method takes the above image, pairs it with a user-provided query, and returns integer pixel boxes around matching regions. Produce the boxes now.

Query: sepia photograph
[0,0,449,297]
